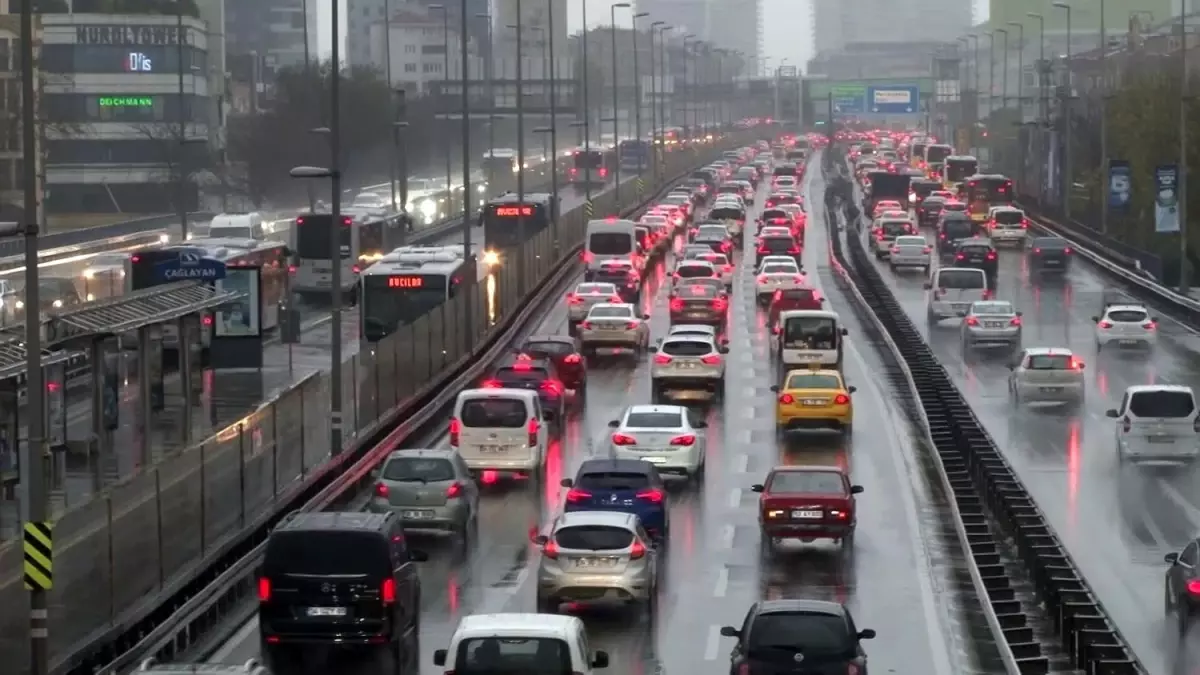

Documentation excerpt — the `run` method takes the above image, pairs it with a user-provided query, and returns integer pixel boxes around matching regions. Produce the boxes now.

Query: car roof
[678,260,715,268]
[1126,384,1195,395]
[455,613,584,640]
[780,309,838,320]
[784,368,842,379]
[1024,347,1074,356]
[757,598,848,617]
[384,448,458,462]
[577,458,656,475]
[556,510,638,529]
[669,324,716,333]
[590,302,635,310]
[276,511,390,533]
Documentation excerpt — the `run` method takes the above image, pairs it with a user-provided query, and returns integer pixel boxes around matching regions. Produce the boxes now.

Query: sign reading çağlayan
[74,24,185,46]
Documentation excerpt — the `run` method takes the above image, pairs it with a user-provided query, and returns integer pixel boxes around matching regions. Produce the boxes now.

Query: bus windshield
[925,145,952,165]
[482,202,551,250]
[945,158,979,183]
[361,274,449,341]
[295,214,351,259]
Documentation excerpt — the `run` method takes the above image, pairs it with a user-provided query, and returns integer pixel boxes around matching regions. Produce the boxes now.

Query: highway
[202,157,991,674]
[839,167,1200,672]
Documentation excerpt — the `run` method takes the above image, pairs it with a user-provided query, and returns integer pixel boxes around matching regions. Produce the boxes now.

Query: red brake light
[712,298,728,312]
[890,246,900,254]
[653,353,672,364]
[1021,218,1030,228]
[542,539,560,559]
[563,353,582,364]
[446,482,463,498]
[1064,247,1072,254]
[625,321,638,330]
[527,418,540,446]
[723,265,733,273]
[374,482,389,498]
[670,434,696,445]
[481,378,502,388]
[352,265,361,274]
[757,245,769,254]
[1143,321,1156,330]
[612,433,637,446]
[1069,357,1084,370]
[131,255,140,263]
[1187,580,1200,595]
[778,393,795,404]
[257,577,271,602]
[513,361,532,371]
[449,418,461,446]
[565,488,591,502]
[636,488,665,504]
[923,246,932,254]
[833,393,850,405]
[1033,247,1042,254]
[965,316,979,326]
[1010,316,1022,326]
[567,293,583,304]
[787,246,801,254]
[669,297,684,312]
[700,354,722,365]
[599,167,608,177]
[541,379,564,395]
[986,252,997,260]
[955,254,965,260]
[609,295,622,303]
[381,578,397,604]
[629,539,647,559]
[1099,320,1113,329]
[581,321,593,330]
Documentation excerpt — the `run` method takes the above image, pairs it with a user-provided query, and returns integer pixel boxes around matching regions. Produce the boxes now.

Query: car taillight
[446,482,463,498]
[449,418,461,446]
[923,246,932,254]
[757,245,769,254]
[723,265,733,273]
[636,488,665,503]
[257,577,271,602]
[629,539,647,559]
[1064,247,1073,254]
[1033,247,1042,254]
[712,298,728,311]
[670,434,696,446]
[890,246,900,254]
[721,241,732,252]
[612,433,637,445]
[563,353,582,364]
[582,251,593,262]
[542,539,560,559]
[955,254,965,260]
[567,293,583,304]
[778,393,795,404]
[1098,320,1113,329]
[757,275,768,283]
[965,316,979,326]
[375,482,389,498]
[833,393,850,405]
[1143,321,1156,330]
[700,354,722,365]
[787,246,801,254]
[581,321,593,330]
[847,664,861,675]
[352,265,361,274]
[481,378,502,388]
[1021,218,1030,229]
[1122,416,1132,433]
[669,298,684,312]
[541,379,564,395]
[1069,357,1084,370]
[653,354,672,365]
[565,488,591,502]
[981,289,993,300]
[1010,317,1022,326]
[986,252,997,260]
[527,418,539,446]
[381,578,397,605]
[625,321,639,330]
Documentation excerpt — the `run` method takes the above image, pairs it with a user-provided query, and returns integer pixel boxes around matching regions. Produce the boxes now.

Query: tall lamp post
[631,11,649,182]
[1007,21,1025,115]
[476,13,496,187]
[1026,13,1045,123]
[1053,1,1073,221]
[459,0,473,347]
[995,28,1009,111]
[383,0,397,210]
[610,2,631,201]
[429,5,455,219]
[508,4,528,294]
[650,21,669,179]
[580,0,592,206]
[657,25,671,148]
[544,0,559,243]
[1178,0,1190,292]
[683,34,697,142]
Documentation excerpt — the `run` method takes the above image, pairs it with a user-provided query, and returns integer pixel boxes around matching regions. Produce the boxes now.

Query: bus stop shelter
[0,339,79,498]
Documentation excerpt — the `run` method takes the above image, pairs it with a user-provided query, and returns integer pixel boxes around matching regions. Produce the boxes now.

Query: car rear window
[677,284,717,298]
[661,340,712,357]
[1033,238,1068,250]
[524,341,575,356]
[881,221,911,235]
[625,411,684,428]
[768,471,846,494]
[779,289,819,303]
[264,531,389,576]
[589,232,633,255]
[382,457,456,482]
[554,525,634,551]
[1107,310,1148,323]
[576,283,615,295]
[762,210,789,221]
[496,366,549,382]
[784,373,841,389]
[590,306,632,319]
[577,471,652,491]
[460,398,528,427]
[710,207,745,220]
[943,202,967,211]
[1027,355,1072,370]
[747,613,853,657]
[960,245,992,255]
[457,638,571,675]
[677,265,714,279]
[762,237,795,249]
[1129,390,1196,418]
[936,269,985,289]
[972,302,1013,315]
[762,264,796,275]
[994,211,1024,224]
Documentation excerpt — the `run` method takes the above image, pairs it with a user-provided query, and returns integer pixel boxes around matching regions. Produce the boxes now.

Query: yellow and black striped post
[583,200,594,219]
[635,177,645,199]
[23,521,53,591]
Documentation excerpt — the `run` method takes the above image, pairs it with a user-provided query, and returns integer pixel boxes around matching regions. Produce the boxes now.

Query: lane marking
[733,453,748,474]
[719,524,735,550]
[713,565,729,598]
[208,616,259,663]
[703,624,722,660]
[726,487,740,509]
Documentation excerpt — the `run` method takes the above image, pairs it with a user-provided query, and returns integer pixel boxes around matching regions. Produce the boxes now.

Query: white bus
[359,245,477,342]
[291,212,406,302]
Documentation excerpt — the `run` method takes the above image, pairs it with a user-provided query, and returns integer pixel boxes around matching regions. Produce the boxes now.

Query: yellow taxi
[769,368,855,436]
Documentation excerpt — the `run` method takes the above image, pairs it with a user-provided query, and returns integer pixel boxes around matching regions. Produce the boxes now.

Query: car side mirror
[923,282,932,289]
[1105,409,1120,418]
[608,419,620,428]
[851,485,864,494]
[720,626,741,637]
[648,344,658,352]
[848,386,857,394]
[857,629,876,640]
[560,478,574,488]
[592,651,610,669]
[769,385,779,392]
[433,650,448,666]
[719,346,730,354]
[1091,316,1100,322]
[410,550,429,562]
[642,313,651,320]
[1166,552,1181,564]
[841,328,849,336]
[750,484,765,492]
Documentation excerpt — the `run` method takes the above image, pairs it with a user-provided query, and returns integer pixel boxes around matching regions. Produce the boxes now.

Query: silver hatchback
[533,510,659,614]
[961,300,1022,354]
[369,448,479,540]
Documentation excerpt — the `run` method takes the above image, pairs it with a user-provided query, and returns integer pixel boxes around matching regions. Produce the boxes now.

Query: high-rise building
[348,0,489,70]
[225,0,315,73]
[635,0,760,66]
[811,0,972,53]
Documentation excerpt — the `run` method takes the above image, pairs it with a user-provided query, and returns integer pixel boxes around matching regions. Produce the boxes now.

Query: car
[776,203,807,231]
[607,404,708,479]
[961,300,1022,355]
[674,259,719,281]
[561,458,669,541]
[755,233,802,267]
[257,512,427,674]
[936,213,985,257]
[452,388,550,478]
[369,448,479,540]
[752,466,863,552]
[695,251,735,286]
[917,195,946,227]
[649,335,728,403]
[566,282,622,332]
[658,195,693,221]
[1094,304,1158,350]
[588,261,642,304]
[870,218,915,258]
[757,255,801,273]
[925,267,990,325]
[758,208,793,231]
[718,600,874,674]
[1027,236,1073,275]
[668,282,728,327]
[755,260,805,303]
[577,303,650,356]
[1165,539,1200,635]
[482,354,568,422]
[871,199,903,217]
[663,323,720,341]
[768,288,825,329]
[764,192,799,210]
[772,176,798,191]
[1107,385,1200,464]
[757,226,793,239]
[671,276,727,301]
[950,236,999,280]
[987,206,1029,245]
[720,180,755,203]
[518,335,588,393]
[693,227,735,255]
[433,614,610,675]
[888,234,932,271]
[771,368,855,435]
[1007,347,1086,406]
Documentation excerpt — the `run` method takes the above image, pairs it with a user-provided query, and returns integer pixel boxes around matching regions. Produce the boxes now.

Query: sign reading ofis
[98,96,154,108]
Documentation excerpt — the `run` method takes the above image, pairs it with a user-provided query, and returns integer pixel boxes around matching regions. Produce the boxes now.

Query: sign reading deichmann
[23,521,53,591]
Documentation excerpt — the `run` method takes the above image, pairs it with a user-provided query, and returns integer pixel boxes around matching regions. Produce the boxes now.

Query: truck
[863,171,911,216]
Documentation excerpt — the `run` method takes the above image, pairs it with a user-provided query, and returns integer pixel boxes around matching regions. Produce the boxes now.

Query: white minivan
[434,614,610,675]
[584,219,639,279]
[1108,385,1200,464]
[451,389,548,477]
[925,267,989,324]
[775,309,846,369]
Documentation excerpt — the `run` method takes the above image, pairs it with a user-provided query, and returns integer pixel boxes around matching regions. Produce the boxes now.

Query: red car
[517,336,587,394]
[752,465,863,554]
[768,288,825,331]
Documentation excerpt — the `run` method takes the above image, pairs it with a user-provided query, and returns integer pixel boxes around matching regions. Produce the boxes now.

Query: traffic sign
[866,85,919,114]
[23,521,53,591]
[831,85,866,115]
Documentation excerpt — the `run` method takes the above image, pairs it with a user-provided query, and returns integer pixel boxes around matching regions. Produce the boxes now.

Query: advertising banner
[1155,164,1180,233]
[216,267,262,337]
[1108,159,1131,213]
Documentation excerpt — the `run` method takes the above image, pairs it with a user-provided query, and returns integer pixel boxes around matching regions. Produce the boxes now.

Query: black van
[936,213,984,257]
[258,512,428,674]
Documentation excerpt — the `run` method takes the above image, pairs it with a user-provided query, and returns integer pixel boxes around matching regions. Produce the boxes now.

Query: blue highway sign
[866,85,919,114]
[831,84,866,115]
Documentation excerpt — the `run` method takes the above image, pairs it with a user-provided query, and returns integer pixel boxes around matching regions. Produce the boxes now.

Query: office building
[349,0,489,70]
[635,0,760,66]
[225,0,315,72]
[368,5,471,94]
[0,8,31,217]
[493,0,567,55]
[811,0,972,53]
[39,13,211,214]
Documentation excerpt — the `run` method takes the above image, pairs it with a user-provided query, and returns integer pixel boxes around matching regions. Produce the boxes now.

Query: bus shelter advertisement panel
[216,267,262,337]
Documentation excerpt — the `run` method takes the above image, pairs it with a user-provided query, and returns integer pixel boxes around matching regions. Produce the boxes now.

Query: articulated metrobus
[359,245,477,342]
[943,155,980,190]
[479,192,558,267]
[291,212,406,302]
[961,174,1015,222]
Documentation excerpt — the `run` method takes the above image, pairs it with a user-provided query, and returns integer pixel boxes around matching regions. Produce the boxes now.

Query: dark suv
[258,512,427,674]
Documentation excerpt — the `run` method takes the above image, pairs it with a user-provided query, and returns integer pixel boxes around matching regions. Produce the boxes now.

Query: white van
[451,388,548,476]
[584,219,639,279]
[433,613,610,675]
[776,309,846,369]
[201,213,265,241]
[1108,385,1200,464]
[925,267,989,324]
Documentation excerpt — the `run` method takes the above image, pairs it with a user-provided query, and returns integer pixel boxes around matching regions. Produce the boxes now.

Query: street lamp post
[581,0,592,206]
[1179,0,1190,292]
[476,13,495,187]
[650,22,669,179]
[683,35,697,142]
[985,31,996,119]
[632,12,648,183]
[1007,21,1025,115]
[544,0,559,251]
[508,3,528,294]
[1026,13,1045,122]
[429,5,454,219]
[383,0,397,210]
[458,0,473,348]
[996,28,1009,110]
[1053,1,1073,220]
[610,3,631,202]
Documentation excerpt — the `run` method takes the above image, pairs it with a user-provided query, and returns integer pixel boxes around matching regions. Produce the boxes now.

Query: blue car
[560,459,669,541]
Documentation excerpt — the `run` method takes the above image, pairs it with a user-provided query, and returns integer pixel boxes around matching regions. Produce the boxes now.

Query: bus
[479,192,557,267]
[961,174,1015,222]
[943,155,980,189]
[569,147,609,187]
[482,148,519,179]
[923,144,953,178]
[359,245,477,342]
[909,138,930,169]
[199,238,289,333]
[291,212,406,302]
[618,140,651,172]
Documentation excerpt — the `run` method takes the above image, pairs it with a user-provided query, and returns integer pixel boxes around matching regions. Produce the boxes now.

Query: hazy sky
[317,0,993,71]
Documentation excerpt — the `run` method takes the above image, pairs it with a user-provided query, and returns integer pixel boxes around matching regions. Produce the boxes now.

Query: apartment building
[349,0,488,69]
[636,0,760,65]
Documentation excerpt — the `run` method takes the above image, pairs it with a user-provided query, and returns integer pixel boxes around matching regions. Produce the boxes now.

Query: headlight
[52,299,63,308]
[86,293,95,301]
[159,233,170,244]
[15,300,23,309]
[476,184,486,193]
[482,250,500,266]
[83,270,95,280]
[419,200,437,217]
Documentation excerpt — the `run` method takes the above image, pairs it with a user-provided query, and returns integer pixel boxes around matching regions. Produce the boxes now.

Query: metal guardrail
[0,137,749,675]
[0,213,217,260]
[829,161,1145,674]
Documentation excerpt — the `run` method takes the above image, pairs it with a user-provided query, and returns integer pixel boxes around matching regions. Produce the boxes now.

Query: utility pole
[20,0,49,671]
[582,0,591,205]
[1054,1,1072,220]
[1100,0,1109,236]
[515,0,526,294]
[632,14,645,182]
[176,4,189,239]
[546,0,559,249]
[329,0,344,455]
[396,89,408,230]
[1180,0,1190,292]
[385,0,397,211]
[459,0,473,348]
[609,8,621,202]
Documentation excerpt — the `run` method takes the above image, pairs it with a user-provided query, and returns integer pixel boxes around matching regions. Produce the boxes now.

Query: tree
[132,123,210,213]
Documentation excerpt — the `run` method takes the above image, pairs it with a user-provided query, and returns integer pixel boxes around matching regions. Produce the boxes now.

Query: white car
[757,255,801,273]
[697,252,734,287]
[756,261,805,301]
[567,282,621,323]
[1094,304,1158,350]
[987,206,1028,245]
[576,303,650,354]
[1007,347,1086,405]
[1107,385,1200,464]
[607,404,709,480]
[871,219,914,258]
[926,267,990,324]
[649,335,728,402]
[888,235,932,271]
[434,614,610,675]
[662,324,721,342]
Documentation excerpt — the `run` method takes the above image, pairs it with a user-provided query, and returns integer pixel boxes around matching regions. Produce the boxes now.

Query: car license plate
[402,510,434,519]
[792,510,822,519]
[479,445,505,453]
[1039,386,1063,393]
[306,607,347,617]
[678,362,696,369]
[641,456,667,464]
[575,557,618,568]
[802,399,825,406]
[601,324,621,330]
[1119,340,1139,345]
[985,321,1005,328]
[1148,435,1174,444]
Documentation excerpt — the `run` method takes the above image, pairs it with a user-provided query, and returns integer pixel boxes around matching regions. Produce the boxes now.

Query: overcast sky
[317,0,992,71]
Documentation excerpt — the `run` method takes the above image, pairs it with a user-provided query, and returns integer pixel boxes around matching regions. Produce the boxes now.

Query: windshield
[381,457,455,482]
[455,638,572,675]
[459,398,528,427]
[994,211,1024,225]
[554,526,634,551]
[784,373,841,389]
[783,317,837,350]
[971,302,1013,316]
[768,471,845,494]
[577,471,652,491]
[936,269,985,289]
[762,264,796,275]
[942,219,976,239]
[946,159,979,183]
[1129,391,1196,417]
[747,613,853,658]
[589,231,633,256]
[590,306,633,319]
[574,151,604,168]
[710,208,744,220]
[625,411,684,427]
